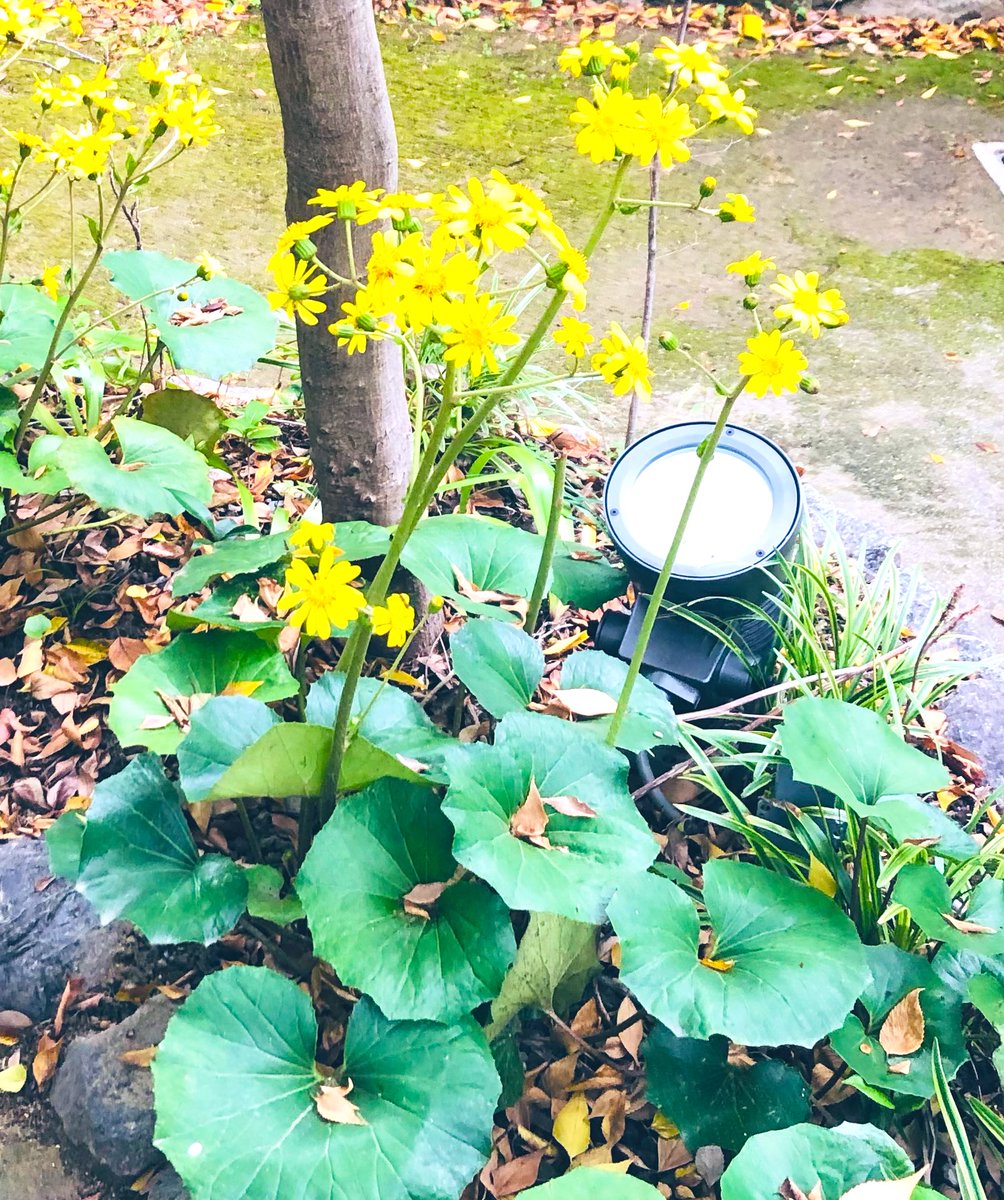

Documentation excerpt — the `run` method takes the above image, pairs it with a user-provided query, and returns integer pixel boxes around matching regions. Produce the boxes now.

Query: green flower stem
[0,157,28,284]
[453,371,600,402]
[234,797,264,863]
[606,376,748,747]
[93,341,164,441]
[617,197,719,217]
[316,612,372,833]
[524,453,568,632]
[354,610,432,730]
[293,636,309,721]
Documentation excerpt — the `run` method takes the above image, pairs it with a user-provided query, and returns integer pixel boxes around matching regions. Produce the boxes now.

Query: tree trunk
[261,0,411,526]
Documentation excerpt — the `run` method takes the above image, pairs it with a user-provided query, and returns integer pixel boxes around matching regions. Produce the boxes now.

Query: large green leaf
[0,283,58,374]
[108,630,298,754]
[451,619,544,717]
[51,417,212,518]
[720,1122,921,1200]
[298,780,515,1022]
[167,577,287,635]
[870,795,978,862]
[177,696,280,802]
[104,250,278,378]
[893,864,1004,956]
[550,544,627,611]
[780,697,949,814]
[142,389,228,455]
[608,860,867,1048]
[443,712,658,923]
[560,649,677,754]
[172,531,292,596]
[487,912,598,1040]
[518,1172,662,1199]
[829,944,967,1099]
[307,673,454,783]
[401,514,542,622]
[644,1026,810,1152]
[969,974,1004,1083]
[72,754,246,945]
[153,966,500,1200]
[45,809,85,883]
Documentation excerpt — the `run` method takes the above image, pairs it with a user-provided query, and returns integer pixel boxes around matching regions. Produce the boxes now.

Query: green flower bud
[428,594,445,614]
[699,176,717,198]
[356,313,379,333]
[336,201,358,221]
[293,236,318,261]
[742,294,759,310]
[392,214,421,234]
[545,260,569,290]
[744,273,762,288]
[584,56,607,77]
[615,201,641,216]
[799,374,820,395]
[658,331,679,352]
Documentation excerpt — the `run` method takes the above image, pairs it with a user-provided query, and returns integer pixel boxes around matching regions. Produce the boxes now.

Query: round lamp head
[603,422,803,602]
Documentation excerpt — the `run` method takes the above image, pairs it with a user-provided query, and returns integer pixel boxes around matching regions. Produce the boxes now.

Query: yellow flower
[569,86,641,164]
[268,254,328,325]
[727,251,775,280]
[195,252,222,280]
[371,592,415,648]
[771,270,849,338]
[269,214,333,268]
[137,52,192,90]
[653,39,728,90]
[277,546,366,639]
[698,85,757,136]
[41,114,123,178]
[557,36,634,80]
[553,316,593,359]
[398,230,478,330]
[308,181,382,219]
[354,190,423,227]
[634,94,695,169]
[331,288,390,355]
[592,323,652,401]
[440,293,520,378]
[738,329,807,397]
[290,519,337,556]
[438,173,536,255]
[365,230,415,309]
[38,264,60,300]
[146,85,220,147]
[5,127,46,157]
[719,193,756,223]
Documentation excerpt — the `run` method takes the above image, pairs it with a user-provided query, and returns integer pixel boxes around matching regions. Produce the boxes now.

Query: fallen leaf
[120,1045,158,1068]
[314,1081,367,1125]
[808,854,838,898]
[0,1060,27,1093]
[553,1092,591,1158]
[739,10,765,40]
[402,879,449,919]
[921,85,938,98]
[942,912,998,935]
[878,988,925,1055]
[541,793,598,819]
[843,119,872,128]
[928,452,944,464]
[510,776,557,851]
[32,1033,62,1087]
[841,1170,925,1200]
[543,630,589,657]
[976,442,999,454]
[887,1060,912,1075]
[550,687,617,718]
[699,955,736,973]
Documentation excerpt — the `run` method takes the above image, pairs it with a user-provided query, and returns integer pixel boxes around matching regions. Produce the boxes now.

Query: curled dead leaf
[699,955,736,973]
[509,776,597,852]
[550,687,618,719]
[314,1080,367,1126]
[32,1033,62,1087]
[941,911,998,935]
[878,988,925,1056]
[887,1060,912,1075]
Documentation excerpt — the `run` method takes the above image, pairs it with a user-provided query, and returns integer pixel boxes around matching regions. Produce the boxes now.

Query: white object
[973,142,1004,196]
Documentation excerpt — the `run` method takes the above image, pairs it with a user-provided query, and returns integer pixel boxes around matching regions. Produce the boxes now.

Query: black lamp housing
[595,421,803,713]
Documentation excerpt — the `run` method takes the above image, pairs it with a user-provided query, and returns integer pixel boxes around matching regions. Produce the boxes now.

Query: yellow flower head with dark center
[653,38,728,90]
[397,230,479,331]
[268,254,328,325]
[437,173,536,255]
[698,85,757,136]
[718,193,756,224]
[592,322,652,401]
[771,270,849,338]
[440,293,520,378]
[726,251,775,280]
[634,94,696,169]
[277,546,366,640]
[569,85,641,164]
[290,519,337,557]
[738,329,807,398]
[371,592,415,649]
[552,316,594,359]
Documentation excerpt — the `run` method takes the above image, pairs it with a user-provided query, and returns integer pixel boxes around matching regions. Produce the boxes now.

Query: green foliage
[894,865,1004,957]
[0,283,58,373]
[297,780,515,1022]
[451,618,544,717]
[443,712,658,922]
[142,389,228,456]
[519,1173,662,1199]
[177,696,280,802]
[104,250,278,378]
[152,966,501,1200]
[559,649,677,753]
[609,860,868,1048]
[644,1027,811,1152]
[172,531,292,596]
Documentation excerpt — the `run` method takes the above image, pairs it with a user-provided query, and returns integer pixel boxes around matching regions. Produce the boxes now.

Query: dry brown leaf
[510,776,551,847]
[452,566,529,619]
[941,911,998,935]
[542,793,598,820]
[887,1060,912,1075]
[550,687,617,718]
[878,988,925,1056]
[32,1033,61,1087]
[402,879,448,919]
[314,1081,367,1125]
[119,1045,158,1068]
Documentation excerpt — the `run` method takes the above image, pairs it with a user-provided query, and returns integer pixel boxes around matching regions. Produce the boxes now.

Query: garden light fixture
[596,421,803,713]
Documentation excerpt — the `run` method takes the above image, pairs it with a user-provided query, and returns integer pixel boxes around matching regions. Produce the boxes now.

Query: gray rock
[839,0,1004,20]
[148,1167,190,1200]
[0,1112,91,1200]
[0,838,134,1021]
[51,994,177,1179]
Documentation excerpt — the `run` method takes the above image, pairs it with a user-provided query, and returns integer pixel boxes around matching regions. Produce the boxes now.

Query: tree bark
[261,0,411,526]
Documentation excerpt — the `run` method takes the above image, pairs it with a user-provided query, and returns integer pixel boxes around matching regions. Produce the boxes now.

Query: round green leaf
[780,697,949,813]
[451,619,544,718]
[518,1170,662,1199]
[178,696,281,802]
[720,1121,917,1200]
[0,283,58,374]
[550,545,627,611]
[443,712,658,923]
[75,754,247,944]
[104,250,278,378]
[45,810,85,883]
[52,417,212,519]
[401,514,541,621]
[870,795,978,862]
[108,630,298,754]
[142,389,227,455]
[153,966,500,1200]
[167,577,287,635]
[644,1027,810,1152]
[829,944,967,1099]
[298,779,515,1022]
[608,860,868,1048]
[244,864,304,925]
[560,649,677,754]
[893,863,1004,955]
[307,673,454,783]
[172,531,291,596]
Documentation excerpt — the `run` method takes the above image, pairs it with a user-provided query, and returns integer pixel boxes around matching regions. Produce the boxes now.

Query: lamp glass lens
[619,448,775,573]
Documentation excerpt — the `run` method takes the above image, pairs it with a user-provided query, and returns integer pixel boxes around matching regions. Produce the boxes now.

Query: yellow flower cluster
[0,0,80,48]
[269,171,591,382]
[280,520,416,647]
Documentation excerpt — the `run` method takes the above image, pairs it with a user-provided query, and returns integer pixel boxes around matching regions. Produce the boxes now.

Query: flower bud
[332,322,356,340]
[799,374,820,395]
[699,176,717,198]
[293,237,317,261]
[356,313,379,333]
[584,56,607,77]
[658,331,679,352]
[392,215,421,234]
[336,201,357,221]
[742,294,758,310]
[615,200,641,216]
[176,290,189,302]
[428,595,445,614]
[545,260,569,290]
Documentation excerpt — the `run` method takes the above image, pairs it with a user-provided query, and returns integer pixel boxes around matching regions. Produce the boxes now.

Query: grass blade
[932,1038,987,1200]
